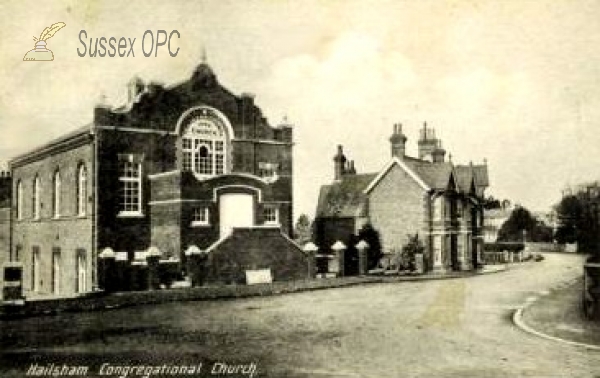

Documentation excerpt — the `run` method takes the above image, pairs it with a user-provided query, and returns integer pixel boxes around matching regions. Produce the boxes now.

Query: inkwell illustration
[23,22,66,61]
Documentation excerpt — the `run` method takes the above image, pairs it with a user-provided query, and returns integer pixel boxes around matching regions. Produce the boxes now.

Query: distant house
[314,124,489,272]
[483,201,513,243]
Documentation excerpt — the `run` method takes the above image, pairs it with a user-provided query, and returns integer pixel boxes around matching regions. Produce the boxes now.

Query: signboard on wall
[245,269,273,285]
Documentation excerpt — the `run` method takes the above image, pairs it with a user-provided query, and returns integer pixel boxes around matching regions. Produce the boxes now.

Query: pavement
[516,274,600,349]
[1,253,597,378]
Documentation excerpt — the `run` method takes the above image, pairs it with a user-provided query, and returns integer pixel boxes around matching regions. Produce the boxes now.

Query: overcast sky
[2,0,600,219]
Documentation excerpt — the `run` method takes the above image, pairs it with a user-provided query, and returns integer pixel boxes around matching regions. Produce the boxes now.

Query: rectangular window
[118,154,143,216]
[191,206,210,226]
[263,205,279,225]
[215,141,224,175]
[182,139,193,171]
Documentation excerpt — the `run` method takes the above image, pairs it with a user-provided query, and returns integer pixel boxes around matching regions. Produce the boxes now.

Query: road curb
[513,296,600,351]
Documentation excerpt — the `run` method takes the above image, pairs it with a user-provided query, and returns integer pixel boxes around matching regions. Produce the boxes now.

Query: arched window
[32,175,40,220]
[180,110,228,178]
[16,180,22,220]
[77,165,87,216]
[52,170,61,218]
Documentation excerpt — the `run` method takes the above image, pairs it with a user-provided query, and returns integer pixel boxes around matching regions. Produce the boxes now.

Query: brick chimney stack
[389,123,407,159]
[333,145,347,181]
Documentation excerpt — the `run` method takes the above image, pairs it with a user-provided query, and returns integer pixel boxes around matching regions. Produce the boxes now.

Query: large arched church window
[179,107,230,178]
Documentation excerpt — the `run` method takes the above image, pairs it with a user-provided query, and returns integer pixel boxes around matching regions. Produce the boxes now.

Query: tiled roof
[404,160,454,190]
[455,164,489,190]
[454,167,473,193]
[316,173,377,217]
[317,156,490,219]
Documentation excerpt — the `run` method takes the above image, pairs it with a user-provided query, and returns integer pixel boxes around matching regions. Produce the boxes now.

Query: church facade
[315,124,489,273]
[5,61,304,298]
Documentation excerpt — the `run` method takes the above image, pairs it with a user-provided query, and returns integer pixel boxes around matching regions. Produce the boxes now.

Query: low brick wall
[0,267,504,320]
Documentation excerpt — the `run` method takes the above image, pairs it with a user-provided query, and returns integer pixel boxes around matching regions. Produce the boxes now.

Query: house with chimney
[314,123,489,273]
[2,59,308,298]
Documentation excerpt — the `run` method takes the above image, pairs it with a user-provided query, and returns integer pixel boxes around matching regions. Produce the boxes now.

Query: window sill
[117,212,145,218]
[263,222,280,227]
[190,221,210,227]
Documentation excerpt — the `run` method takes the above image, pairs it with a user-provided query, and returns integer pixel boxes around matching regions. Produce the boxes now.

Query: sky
[1,0,600,219]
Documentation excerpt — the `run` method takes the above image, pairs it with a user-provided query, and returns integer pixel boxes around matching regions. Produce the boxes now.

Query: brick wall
[368,164,426,253]
[11,141,94,297]
[205,227,308,284]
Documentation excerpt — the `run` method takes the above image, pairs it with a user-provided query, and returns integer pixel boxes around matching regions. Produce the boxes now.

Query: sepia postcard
[0,1,599,377]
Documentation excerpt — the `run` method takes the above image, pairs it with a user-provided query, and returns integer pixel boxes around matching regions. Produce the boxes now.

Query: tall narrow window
[76,249,87,293]
[52,170,61,218]
[32,175,40,220]
[16,180,22,220]
[77,165,87,216]
[52,248,61,295]
[118,154,142,216]
[32,246,40,292]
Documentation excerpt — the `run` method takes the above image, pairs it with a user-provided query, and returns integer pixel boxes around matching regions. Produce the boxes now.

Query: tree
[401,234,425,271]
[357,223,383,270]
[497,206,553,243]
[293,214,312,245]
[555,194,599,253]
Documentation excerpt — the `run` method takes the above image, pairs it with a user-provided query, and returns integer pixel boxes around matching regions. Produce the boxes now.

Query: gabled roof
[316,155,490,219]
[455,164,489,192]
[316,173,377,217]
[403,160,454,190]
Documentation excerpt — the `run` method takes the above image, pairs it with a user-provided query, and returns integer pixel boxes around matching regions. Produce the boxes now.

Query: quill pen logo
[23,22,66,61]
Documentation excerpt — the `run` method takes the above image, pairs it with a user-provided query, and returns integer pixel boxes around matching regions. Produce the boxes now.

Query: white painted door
[219,193,254,238]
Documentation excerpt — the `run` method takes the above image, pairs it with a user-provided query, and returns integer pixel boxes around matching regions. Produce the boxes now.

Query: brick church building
[315,124,489,273]
[3,60,308,298]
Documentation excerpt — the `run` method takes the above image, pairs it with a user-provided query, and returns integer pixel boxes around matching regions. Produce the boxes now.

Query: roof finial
[201,46,207,64]
[448,153,453,162]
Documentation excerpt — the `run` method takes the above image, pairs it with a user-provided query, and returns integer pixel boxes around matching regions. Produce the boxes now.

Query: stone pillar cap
[146,246,161,257]
[185,245,205,256]
[99,248,116,259]
[355,240,369,249]
[331,240,346,251]
[303,242,319,252]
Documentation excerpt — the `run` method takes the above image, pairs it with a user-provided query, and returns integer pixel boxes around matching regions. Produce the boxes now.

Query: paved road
[1,253,598,377]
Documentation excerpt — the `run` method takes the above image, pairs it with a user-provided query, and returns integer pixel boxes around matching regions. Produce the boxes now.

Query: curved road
[1,253,598,377]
